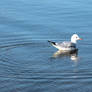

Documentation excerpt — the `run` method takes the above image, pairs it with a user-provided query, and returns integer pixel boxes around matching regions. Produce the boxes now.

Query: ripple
[0,0,92,91]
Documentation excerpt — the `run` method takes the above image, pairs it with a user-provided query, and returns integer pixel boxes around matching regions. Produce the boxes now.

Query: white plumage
[48,34,82,51]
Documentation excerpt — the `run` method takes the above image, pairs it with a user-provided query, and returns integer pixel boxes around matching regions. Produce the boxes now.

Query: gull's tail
[48,40,56,45]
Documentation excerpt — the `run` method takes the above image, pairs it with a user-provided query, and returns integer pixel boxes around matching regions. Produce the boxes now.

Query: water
[0,0,92,92]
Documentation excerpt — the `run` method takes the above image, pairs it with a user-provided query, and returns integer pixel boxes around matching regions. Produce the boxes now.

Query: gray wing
[56,41,76,48]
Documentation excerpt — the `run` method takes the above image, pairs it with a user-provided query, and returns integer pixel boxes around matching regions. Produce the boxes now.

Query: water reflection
[53,49,79,76]
[53,49,78,61]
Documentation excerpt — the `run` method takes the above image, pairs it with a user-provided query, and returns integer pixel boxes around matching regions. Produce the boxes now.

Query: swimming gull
[48,34,82,51]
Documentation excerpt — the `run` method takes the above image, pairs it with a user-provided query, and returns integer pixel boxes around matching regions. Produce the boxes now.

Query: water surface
[0,0,92,92]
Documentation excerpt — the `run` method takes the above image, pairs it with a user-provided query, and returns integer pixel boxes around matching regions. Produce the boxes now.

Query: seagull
[48,34,82,51]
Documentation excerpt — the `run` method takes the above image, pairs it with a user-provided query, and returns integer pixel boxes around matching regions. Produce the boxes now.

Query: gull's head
[71,34,82,43]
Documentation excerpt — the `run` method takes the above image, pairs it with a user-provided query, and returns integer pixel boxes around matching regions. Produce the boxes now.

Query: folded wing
[56,41,76,48]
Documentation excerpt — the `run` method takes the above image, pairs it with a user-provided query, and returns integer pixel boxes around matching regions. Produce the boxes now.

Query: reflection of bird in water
[53,49,78,61]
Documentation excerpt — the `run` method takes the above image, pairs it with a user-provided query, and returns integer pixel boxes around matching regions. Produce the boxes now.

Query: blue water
[0,0,92,92]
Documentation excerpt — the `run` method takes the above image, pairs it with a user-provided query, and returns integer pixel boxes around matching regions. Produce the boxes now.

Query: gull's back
[54,41,76,50]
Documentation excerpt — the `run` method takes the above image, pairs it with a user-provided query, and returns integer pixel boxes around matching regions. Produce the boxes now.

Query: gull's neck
[71,39,77,44]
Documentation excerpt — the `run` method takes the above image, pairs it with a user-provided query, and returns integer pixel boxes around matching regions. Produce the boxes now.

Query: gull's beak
[79,38,83,40]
